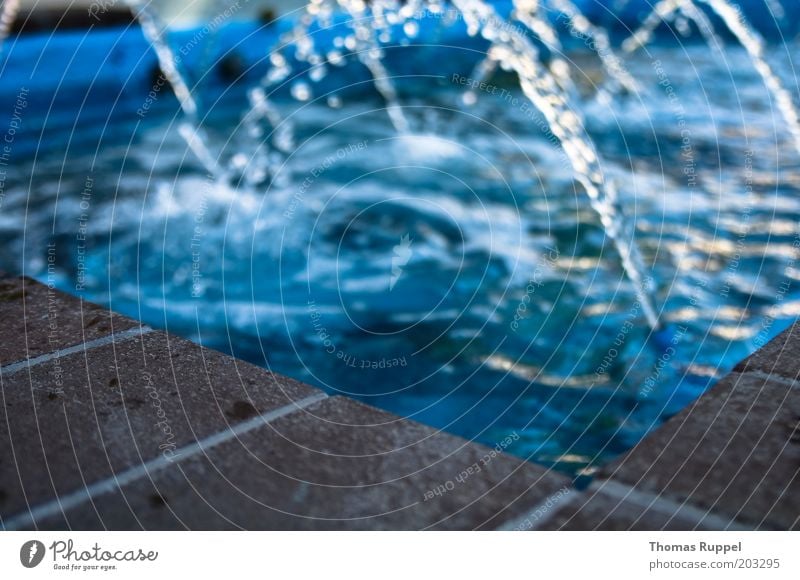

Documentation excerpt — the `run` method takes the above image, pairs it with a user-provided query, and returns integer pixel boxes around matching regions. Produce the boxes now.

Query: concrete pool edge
[1,273,797,530]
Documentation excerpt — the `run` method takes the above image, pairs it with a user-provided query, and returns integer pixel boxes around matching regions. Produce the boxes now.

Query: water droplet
[310,65,328,82]
[327,95,342,108]
[267,65,290,83]
[327,50,345,66]
[403,21,419,38]
[675,16,691,36]
[462,91,477,106]
[230,153,248,169]
[550,59,569,80]
[291,81,312,102]
[270,52,286,67]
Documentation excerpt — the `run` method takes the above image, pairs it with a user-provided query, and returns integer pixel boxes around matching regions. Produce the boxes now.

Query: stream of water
[1,0,799,474]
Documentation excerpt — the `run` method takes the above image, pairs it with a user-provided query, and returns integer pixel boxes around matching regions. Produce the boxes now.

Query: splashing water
[624,0,800,156]
[511,0,573,92]
[259,0,415,134]
[95,0,800,337]
[468,1,574,95]
[1,0,790,337]
[335,0,412,133]
[462,56,498,105]
[699,0,800,155]
[451,0,661,327]
[178,123,222,176]
[465,0,638,100]
[764,0,786,21]
[0,0,19,54]
[123,0,231,182]
[234,86,295,186]
[125,0,200,120]
[623,0,699,53]
[4,0,800,471]
[547,0,639,94]
[623,0,723,54]
[245,0,661,327]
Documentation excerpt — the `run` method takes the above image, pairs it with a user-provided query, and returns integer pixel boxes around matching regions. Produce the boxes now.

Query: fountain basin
[1,272,797,529]
[2,1,800,477]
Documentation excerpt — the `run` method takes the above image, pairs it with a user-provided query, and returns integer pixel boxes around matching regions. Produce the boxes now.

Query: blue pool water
[2,4,800,475]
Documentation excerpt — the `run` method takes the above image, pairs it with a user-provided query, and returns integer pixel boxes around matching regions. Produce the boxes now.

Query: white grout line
[1,391,328,531]
[735,369,799,390]
[495,486,579,531]
[588,479,751,531]
[496,478,752,531]
[0,326,154,378]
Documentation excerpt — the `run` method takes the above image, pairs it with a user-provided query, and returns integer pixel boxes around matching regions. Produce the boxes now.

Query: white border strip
[0,326,154,377]
[2,391,328,530]
[496,487,580,531]
[496,479,750,531]
[588,479,750,531]
[736,369,799,390]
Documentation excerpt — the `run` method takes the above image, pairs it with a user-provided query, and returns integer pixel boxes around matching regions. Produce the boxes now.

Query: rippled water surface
[2,30,800,474]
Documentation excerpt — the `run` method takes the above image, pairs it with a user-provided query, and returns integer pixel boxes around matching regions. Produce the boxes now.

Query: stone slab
[32,397,570,530]
[0,274,139,366]
[0,330,322,522]
[733,322,800,382]
[600,373,800,530]
[535,484,737,530]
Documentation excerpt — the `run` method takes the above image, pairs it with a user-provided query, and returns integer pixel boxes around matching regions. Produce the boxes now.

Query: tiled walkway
[1,273,798,529]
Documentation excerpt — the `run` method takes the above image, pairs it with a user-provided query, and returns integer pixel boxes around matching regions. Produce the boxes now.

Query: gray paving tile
[0,275,139,366]
[733,322,800,381]
[0,331,322,522]
[600,373,800,530]
[535,483,739,530]
[33,397,570,530]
